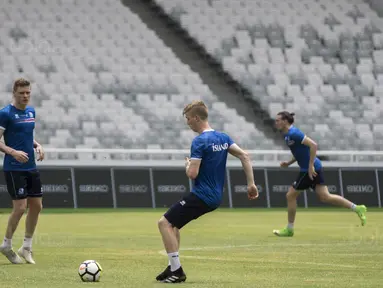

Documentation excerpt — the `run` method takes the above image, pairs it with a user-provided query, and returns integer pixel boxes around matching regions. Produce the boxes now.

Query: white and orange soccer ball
[78,260,103,282]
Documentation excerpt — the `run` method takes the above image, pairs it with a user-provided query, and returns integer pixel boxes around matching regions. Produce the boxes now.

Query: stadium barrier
[0,149,381,208]
[0,167,381,209]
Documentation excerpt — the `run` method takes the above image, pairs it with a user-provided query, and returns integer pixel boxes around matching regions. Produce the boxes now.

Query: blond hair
[13,78,30,92]
[182,100,208,120]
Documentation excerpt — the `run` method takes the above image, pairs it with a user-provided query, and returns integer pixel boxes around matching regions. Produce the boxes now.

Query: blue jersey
[0,104,36,171]
[284,126,322,172]
[190,129,234,208]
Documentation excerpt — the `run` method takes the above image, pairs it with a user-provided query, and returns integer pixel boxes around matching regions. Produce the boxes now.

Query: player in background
[272,111,367,237]
[0,78,45,264]
[155,101,259,283]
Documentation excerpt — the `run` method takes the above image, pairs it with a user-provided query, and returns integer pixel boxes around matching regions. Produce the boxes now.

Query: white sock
[1,237,12,248]
[23,237,33,249]
[168,252,181,272]
[168,252,179,266]
[351,204,357,211]
[287,223,294,229]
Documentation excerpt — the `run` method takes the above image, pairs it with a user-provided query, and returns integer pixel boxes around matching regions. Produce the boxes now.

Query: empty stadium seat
[155,0,383,150]
[0,0,271,159]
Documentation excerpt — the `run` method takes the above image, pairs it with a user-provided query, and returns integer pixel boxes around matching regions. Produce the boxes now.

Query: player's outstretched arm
[228,144,258,200]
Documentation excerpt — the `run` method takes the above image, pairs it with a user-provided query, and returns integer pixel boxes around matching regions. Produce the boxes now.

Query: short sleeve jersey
[284,126,322,172]
[190,129,234,208]
[0,104,36,171]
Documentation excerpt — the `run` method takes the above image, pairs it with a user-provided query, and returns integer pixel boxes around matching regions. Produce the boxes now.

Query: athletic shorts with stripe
[164,193,216,229]
[4,170,43,200]
[292,169,325,190]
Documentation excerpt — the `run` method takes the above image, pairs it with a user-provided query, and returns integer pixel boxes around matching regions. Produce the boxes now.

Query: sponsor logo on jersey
[14,111,35,124]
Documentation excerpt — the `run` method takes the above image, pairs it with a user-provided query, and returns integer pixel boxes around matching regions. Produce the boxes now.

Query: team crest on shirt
[284,136,295,146]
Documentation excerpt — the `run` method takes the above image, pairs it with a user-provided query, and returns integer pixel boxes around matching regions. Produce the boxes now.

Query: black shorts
[292,169,325,191]
[4,170,43,200]
[164,193,216,229]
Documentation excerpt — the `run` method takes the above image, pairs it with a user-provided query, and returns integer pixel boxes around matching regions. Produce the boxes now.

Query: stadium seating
[0,0,272,161]
[154,0,383,151]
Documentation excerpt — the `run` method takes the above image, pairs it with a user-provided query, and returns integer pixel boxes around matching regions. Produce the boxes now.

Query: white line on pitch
[180,255,359,269]
[158,241,362,255]
[157,242,365,269]
[158,251,359,268]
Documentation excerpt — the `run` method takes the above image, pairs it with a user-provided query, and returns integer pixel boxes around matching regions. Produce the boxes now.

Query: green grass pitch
[0,208,382,288]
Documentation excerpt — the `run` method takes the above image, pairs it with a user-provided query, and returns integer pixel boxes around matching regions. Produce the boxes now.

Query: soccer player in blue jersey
[272,111,367,237]
[0,78,44,264]
[156,101,259,283]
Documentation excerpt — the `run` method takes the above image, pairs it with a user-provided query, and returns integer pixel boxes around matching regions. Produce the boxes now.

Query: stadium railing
[37,148,383,167]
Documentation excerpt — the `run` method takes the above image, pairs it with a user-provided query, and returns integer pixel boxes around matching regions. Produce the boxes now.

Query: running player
[0,78,44,264]
[272,111,367,237]
[155,100,259,283]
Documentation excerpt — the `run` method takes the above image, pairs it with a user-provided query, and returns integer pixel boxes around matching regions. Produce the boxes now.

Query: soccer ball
[78,260,103,282]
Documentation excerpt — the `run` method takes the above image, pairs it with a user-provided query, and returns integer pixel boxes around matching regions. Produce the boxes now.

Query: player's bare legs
[168,227,180,266]
[25,197,42,238]
[274,185,368,237]
[286,187,300,224]
[0,199,26,264]
[156,216,186,282]
[158,216,179,255]
[316,185,353,208]
[18,197,42,264]
[162,227,181,269]
[5,200,27,239]
[174,227,180,246]
[273,186,300,237]
[316,185,367,226]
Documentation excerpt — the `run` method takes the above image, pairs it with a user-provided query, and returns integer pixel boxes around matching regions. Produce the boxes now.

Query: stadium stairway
[121,0,286,148]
